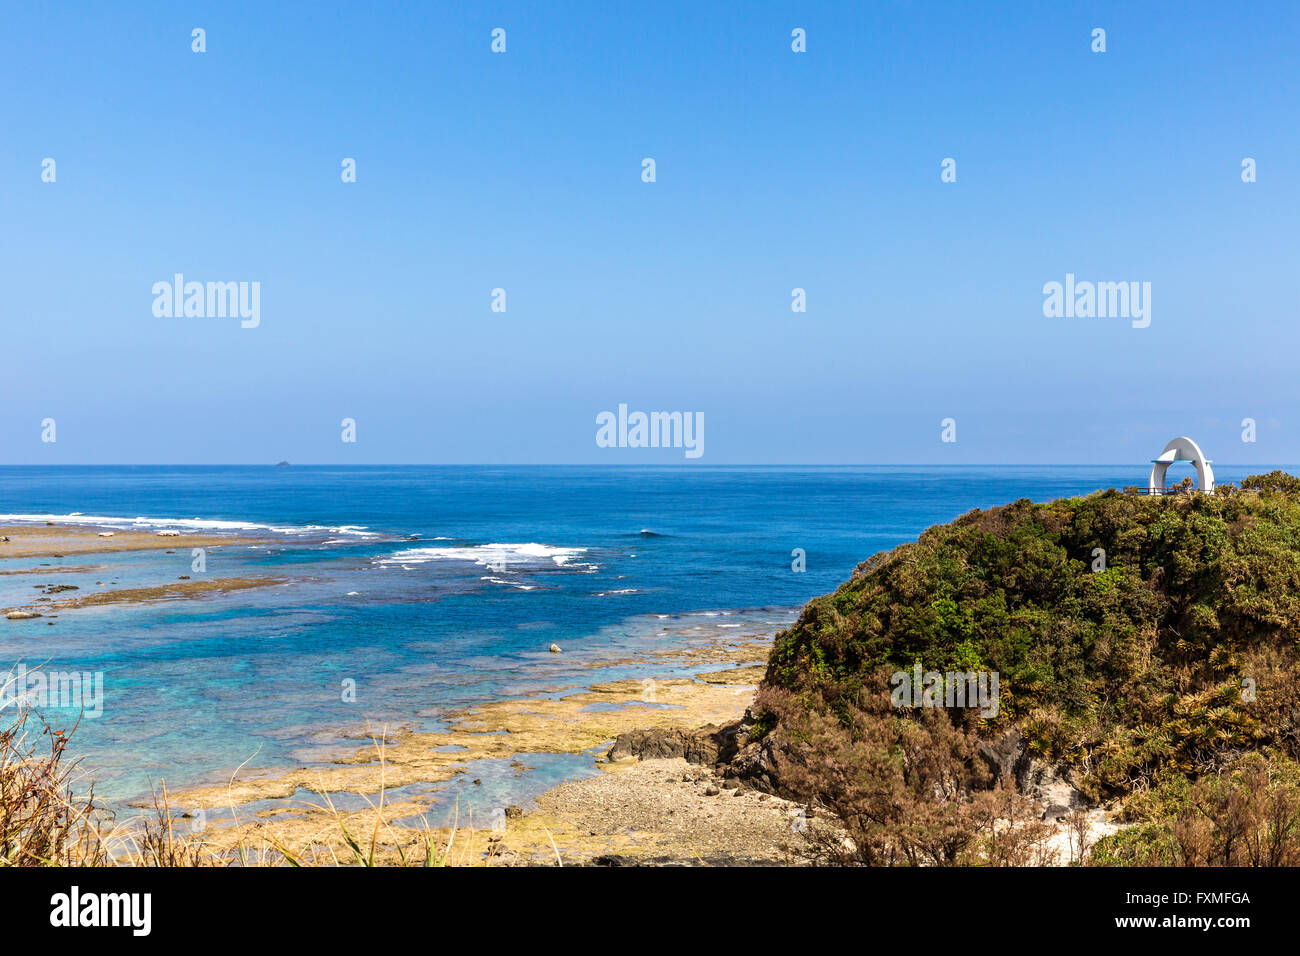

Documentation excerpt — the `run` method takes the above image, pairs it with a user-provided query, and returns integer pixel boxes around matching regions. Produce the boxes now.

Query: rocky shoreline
[152,630,1119,866]
[3,518,826,864]
[146,632,849,866]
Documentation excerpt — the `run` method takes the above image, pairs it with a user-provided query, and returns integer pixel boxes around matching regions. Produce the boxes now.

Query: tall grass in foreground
[0,706,547,867]
[0,709,107,865]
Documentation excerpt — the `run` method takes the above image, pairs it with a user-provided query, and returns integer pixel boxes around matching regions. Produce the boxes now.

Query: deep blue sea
[0,464,1269,821]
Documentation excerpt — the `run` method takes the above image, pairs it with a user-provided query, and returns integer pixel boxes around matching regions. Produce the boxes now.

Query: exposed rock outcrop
[607,719,748,768]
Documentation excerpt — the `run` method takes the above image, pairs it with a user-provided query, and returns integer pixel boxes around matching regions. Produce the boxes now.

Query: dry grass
[0,708,107,865]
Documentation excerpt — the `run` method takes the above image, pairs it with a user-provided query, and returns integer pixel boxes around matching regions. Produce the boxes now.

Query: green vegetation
[752,473,1300,864]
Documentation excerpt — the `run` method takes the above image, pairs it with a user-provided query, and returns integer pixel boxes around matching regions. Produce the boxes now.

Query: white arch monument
[1148,436,1214,494]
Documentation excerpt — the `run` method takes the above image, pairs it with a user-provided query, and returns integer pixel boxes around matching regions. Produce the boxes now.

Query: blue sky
[1,0,1297,464]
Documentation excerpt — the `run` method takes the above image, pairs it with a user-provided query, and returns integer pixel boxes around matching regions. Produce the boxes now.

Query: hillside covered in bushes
[743,472,1300,865]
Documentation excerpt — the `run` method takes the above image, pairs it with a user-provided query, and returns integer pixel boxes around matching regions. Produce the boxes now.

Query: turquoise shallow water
[0,464,1274,822]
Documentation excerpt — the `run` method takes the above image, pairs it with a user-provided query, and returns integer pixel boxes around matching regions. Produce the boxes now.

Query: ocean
[0,464,1267,820]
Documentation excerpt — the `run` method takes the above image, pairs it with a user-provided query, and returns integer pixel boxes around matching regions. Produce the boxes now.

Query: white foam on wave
[375,542,594,570]
[0,512,382,539]
[481,575,539,590]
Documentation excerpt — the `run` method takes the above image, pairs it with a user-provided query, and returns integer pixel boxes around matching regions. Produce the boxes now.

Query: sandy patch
[0,523,267,559]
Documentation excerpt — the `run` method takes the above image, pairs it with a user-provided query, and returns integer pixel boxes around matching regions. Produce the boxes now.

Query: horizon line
[1,463,1295,470]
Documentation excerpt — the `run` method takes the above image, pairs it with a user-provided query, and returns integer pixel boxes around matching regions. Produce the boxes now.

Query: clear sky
[2,1,1297,464]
